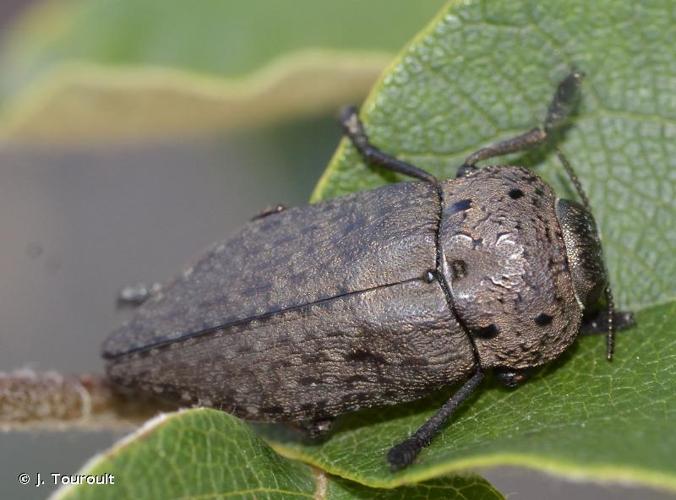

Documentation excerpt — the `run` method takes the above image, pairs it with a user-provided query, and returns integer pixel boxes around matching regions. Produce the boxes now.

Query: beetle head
[555,198,607,309]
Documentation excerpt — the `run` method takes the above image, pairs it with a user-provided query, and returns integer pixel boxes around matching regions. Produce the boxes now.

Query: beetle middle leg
[456,71,584,178]
[340,106,438,184]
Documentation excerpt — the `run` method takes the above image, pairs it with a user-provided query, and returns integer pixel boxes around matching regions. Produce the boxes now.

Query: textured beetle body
[103,166,579,424]
[103,73,631,470]
[103,180,476,423]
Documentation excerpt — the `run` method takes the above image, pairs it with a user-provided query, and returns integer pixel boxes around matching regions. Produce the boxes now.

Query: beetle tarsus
[386,370,484,470]
[340,106,437,184]
[388,437,424,471]
[545,70,585,134]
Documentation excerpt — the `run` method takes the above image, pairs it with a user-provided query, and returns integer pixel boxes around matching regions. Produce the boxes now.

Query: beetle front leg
[340,106,438,184]
[457,71,584,177]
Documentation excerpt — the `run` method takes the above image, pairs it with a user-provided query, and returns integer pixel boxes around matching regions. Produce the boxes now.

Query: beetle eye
[555,199,606,308]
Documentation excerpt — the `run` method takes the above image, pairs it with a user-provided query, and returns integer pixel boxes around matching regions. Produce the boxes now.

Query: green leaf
[0,0,444,142]
[54,409,502,500]
[262,0,675,491]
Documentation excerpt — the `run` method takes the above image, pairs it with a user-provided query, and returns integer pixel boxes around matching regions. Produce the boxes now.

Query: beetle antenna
[387,370,484,471]
[604,285,615,360]
[556,149,614,360]
[556,149,590,210]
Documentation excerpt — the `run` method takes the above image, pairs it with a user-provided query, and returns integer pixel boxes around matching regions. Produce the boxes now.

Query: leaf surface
[55,409,502,500]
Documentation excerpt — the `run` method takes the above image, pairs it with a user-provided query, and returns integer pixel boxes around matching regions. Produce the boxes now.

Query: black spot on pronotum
[474,324,500,338]
[450,259,467,280]
[535,313,554,326]
[449,199,472,214]
[508,188,524,199]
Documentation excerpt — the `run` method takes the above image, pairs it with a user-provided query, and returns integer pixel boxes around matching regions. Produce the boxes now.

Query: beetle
[102,72,634,470]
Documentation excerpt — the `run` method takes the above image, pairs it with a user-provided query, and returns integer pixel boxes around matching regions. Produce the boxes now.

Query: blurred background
[0,1,671,499]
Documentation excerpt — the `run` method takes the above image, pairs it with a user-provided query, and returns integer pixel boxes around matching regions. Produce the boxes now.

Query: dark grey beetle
[103,73,634,470]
